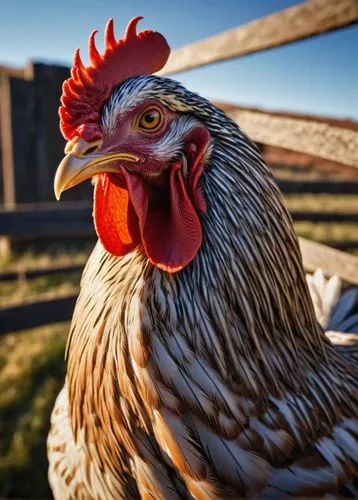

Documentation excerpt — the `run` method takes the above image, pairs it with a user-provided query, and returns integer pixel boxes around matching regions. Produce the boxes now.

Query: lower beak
[54,152,140,200]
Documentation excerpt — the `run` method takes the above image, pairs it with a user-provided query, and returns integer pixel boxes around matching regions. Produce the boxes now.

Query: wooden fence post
[0,72,36,206]
[0,73,15,208]
[31,63,92,203]
[31,63,68,203]
[0,70,36,256]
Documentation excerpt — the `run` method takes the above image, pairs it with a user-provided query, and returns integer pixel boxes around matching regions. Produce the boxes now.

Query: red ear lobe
[186,127,211,213]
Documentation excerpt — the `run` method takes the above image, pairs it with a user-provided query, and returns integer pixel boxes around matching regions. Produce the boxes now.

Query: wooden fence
[1,0,358,207]
[1,0,358,334]
[0,64,91,207]
[1,197,358,237]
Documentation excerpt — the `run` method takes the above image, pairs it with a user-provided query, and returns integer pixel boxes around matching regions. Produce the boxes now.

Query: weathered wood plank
[323,241,358,250]
[0,74,37,206]
[0,203,358,238]
[228,109,358,168]
[1,243,357,335]
[159,0,358,75]
[0,74,15,207]
[300,237,358,284]
[291,212,358,222]
[31,63,92,203]
[0,64,27,79]
[277,179,358,194]
[0,202,93,237]
[0,295,77,335]
[0,203,357,236]
[0,264,84,282]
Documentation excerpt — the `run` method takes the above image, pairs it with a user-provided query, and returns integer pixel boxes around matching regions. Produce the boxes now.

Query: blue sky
[1,0,357,119]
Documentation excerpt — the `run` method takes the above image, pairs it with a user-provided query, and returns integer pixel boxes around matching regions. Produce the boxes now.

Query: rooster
[48,18,358,499]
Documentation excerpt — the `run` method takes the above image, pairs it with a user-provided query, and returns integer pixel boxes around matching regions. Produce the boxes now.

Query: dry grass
[293,221,358,243]
[284,194,358,212]
[0,323,68,499]
[0,242,91,271]
[0,253,79,497]
[283,194,358,248]
[0,272,81,307]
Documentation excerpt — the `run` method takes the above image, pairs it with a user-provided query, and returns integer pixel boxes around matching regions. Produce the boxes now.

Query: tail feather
[306,270,358,366]
[306,269,342,330]
[327,288,358,334]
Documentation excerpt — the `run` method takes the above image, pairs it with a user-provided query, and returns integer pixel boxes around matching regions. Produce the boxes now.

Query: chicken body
[48,76,358,498]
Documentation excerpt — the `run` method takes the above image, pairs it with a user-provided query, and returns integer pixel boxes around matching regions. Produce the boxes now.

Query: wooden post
[31,63,92,203]
[31,63,66,203]
[0,73,15,208]
[0,62,92,211]
[0,72,36,206]
[0,73,15,257]
[0,70,36,256]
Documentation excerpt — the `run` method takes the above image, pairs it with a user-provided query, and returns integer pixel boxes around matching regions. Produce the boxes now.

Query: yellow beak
[54,138,139,200]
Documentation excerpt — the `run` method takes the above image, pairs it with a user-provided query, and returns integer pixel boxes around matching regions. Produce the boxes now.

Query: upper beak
[54,138,139,200]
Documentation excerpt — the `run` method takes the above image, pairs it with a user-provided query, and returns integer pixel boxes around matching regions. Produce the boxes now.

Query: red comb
[59,17,170,141]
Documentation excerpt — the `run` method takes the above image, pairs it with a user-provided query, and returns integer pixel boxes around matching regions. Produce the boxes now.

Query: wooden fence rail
[159,0,358,76]
[1,203,358,238]
[0,295,77,335]
[299,237,358,285]
[0,263,83,282]
[227,109,358,168]
[1,201,358,294]
[1,237,358,335]
[0,203,93,237]
[321,241,358,250]
[293,212,358,222]
[276,180,358,194]
[158,0,358,169]
[1,241,358,284]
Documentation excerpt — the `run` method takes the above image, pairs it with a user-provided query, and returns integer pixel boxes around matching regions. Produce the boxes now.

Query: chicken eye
[138,109,162,131]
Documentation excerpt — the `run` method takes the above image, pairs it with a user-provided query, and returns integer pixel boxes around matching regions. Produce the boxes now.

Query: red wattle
[140,163,202,272]
[93,172,140,256]
[92,126,210,272]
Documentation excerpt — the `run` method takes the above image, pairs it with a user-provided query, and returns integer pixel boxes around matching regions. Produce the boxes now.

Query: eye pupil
[145,113,156,123]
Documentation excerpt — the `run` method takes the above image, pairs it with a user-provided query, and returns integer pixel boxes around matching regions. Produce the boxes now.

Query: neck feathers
[67,132,330,414]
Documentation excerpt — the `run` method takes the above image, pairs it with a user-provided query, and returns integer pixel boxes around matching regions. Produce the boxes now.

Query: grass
[0,193,357,497]
[283,194,358,212]
[0,323,68,499]
[271,165,358,180]
[282,194,358,249]
[0,272,81,307]
[0,242,91,270]
[0,245,85,498]
[293,221,358,243]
